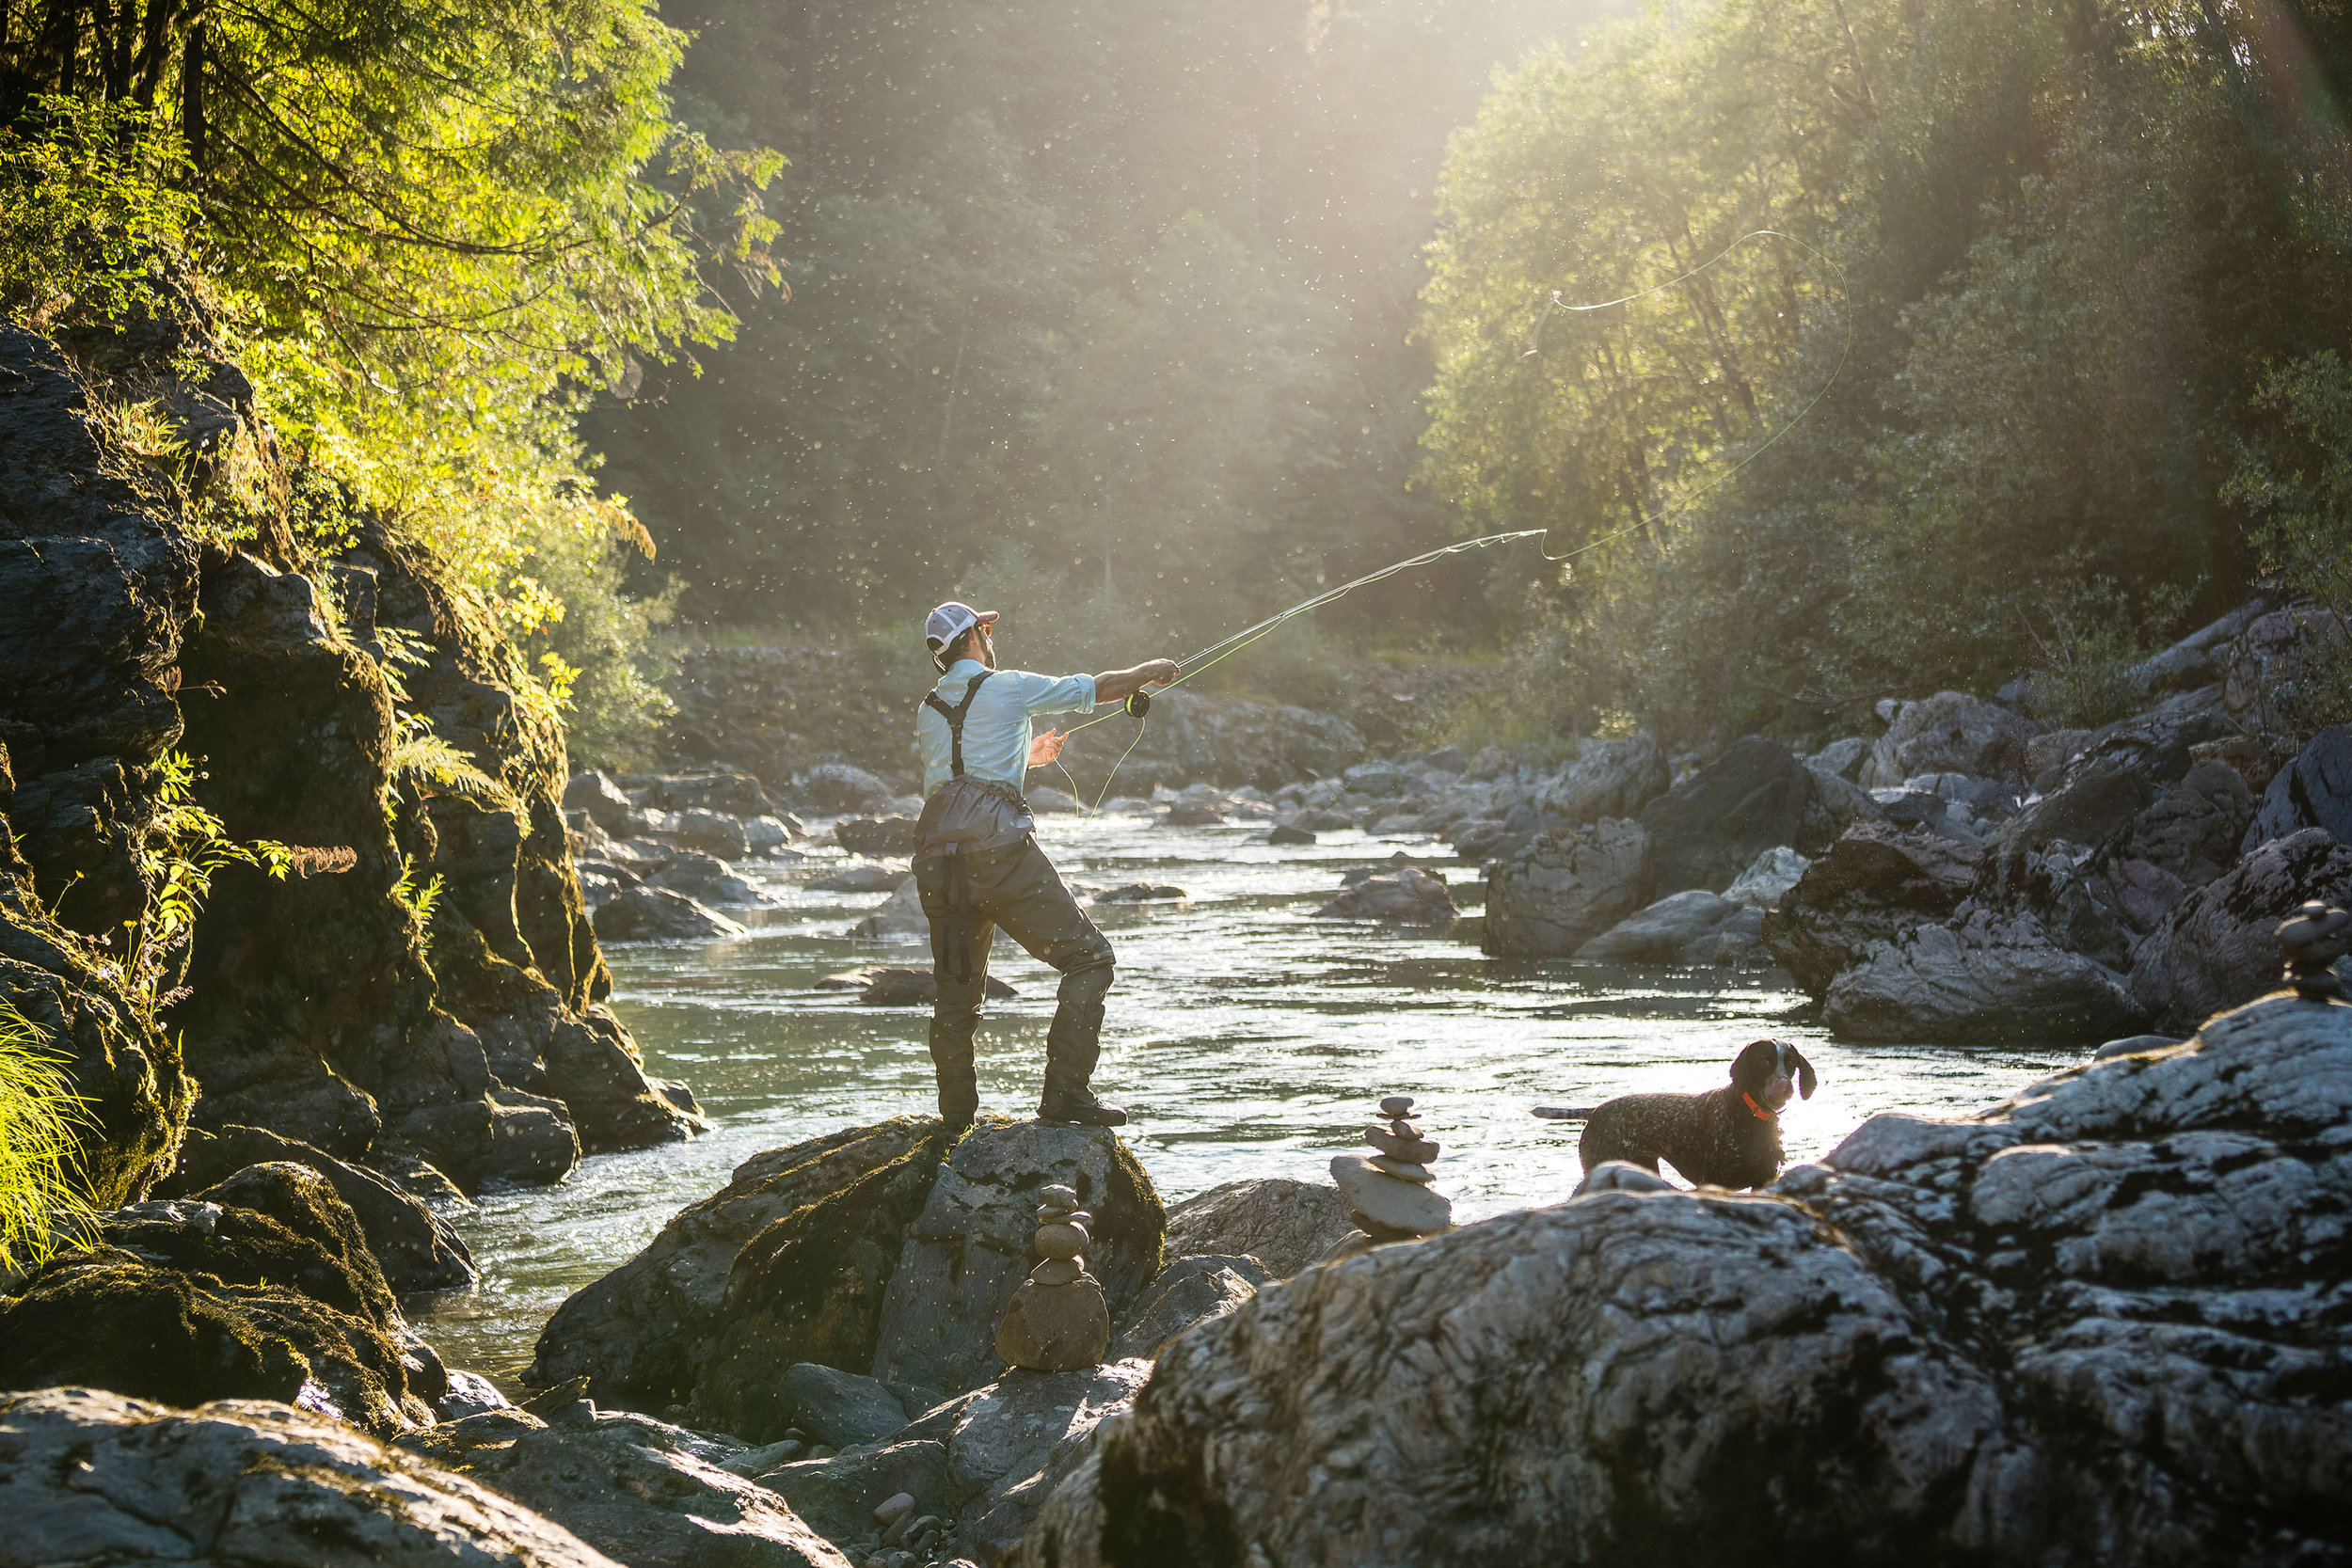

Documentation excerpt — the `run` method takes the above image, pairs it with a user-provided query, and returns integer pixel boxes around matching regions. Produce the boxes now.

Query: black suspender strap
[921,669,994,778]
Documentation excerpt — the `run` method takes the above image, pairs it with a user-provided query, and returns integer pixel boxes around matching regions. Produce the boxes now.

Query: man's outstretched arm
[1092,659,1181,706]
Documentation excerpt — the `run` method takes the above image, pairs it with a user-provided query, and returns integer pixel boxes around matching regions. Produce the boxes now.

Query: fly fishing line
[1050,227,1849,809]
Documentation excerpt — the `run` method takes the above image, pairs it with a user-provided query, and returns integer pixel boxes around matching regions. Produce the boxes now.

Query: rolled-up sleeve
[1015,671,1098,716]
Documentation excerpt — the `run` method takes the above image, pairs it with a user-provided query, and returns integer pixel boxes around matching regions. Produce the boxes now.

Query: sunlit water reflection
[418,811,2078,1381]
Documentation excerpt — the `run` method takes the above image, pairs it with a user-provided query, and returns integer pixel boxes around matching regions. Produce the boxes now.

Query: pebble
[1367,1156,1435,1183]
[1030,1257,1084,1287]
[875,1493,916,1527]
[1378,1095,1417,1118]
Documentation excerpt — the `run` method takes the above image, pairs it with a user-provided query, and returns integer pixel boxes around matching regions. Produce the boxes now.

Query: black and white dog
[1540,1039,1818,1191]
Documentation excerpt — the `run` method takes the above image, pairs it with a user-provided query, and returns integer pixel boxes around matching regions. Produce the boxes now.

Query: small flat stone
[1378,1096,1416,1117]
[1366,1125,1440,1163]
[1039,1183,1078,1206]
[1034,1220,1089,1260]
[1329,1155,1452,1235]
[1367,1156,1435,1183]
[1029,1258,1084,1286]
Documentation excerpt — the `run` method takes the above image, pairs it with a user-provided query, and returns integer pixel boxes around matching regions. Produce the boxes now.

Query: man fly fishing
[912,601,1178,1131]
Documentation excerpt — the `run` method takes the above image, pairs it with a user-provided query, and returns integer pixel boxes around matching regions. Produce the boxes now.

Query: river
[416,810,2078,1383]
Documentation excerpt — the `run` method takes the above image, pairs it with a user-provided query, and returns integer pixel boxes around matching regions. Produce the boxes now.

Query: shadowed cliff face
[0,307,697,1204]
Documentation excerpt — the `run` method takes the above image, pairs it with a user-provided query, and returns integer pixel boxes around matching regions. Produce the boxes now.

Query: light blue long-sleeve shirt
[916,659,1099,798]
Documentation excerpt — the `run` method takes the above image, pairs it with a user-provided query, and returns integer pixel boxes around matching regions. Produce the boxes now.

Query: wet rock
[650,850,771,906]
[143,1164,401,1324]
[1023,989,2352,1568]
[1161,800,1224,827]
[849,881,928,941]
[1312,865,1456,927]
[1089,882,1187,904]
[1574,889,1742,965]
[1030,786,1081,814]
[400,1405,852,1568]
[854,967,1016,1006]
[1820,909,2147,1044]
[869,1121,1164,1409]
[1266,822,1316,846]
[543,1004,707,1155]
[2127,828,2352,1034]
[1160,1177,1356,1278]
[439,1369,513,1419]
[837,816,919,858]
[530,1118,946,1414]
[396,1085,583,1194]
[1860,690,2038,787]
[1636,736,1811,895]
[0,1387,623,1567]
[2243,723,2352,851]
[812,863,911,894]
[1482,819,1653,958]
[1534,735,1670,825]
[1110,1255,1271,1361]
[594,883,747,942]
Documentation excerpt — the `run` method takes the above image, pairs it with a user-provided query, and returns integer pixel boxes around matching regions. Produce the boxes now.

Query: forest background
[7,0,2352,768]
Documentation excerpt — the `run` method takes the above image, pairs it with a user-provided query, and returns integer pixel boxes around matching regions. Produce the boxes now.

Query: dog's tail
[1532,1105,1600,1119]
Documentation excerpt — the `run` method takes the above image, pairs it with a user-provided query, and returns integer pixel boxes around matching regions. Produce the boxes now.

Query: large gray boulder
[399,1406,851,1568]
[868,1120,1164,1409]
[1161,1178,1356,1279]
[2243,724,2352,851]
[527,1118,947,1412]
[1637,736,1811,895]
[1482,819,1653,958]
[1761,822,1984,996]
[2128,827,2352,1034]
[1573,889,1755,966]
[1861,690,2038,787]
[592,883,745,942]
[1534,735,1670,824]
[1017,989,2352,1568]
[1820,910,2147,1044]
[1111,1254,1273,1361]
[0,1388,623,1568]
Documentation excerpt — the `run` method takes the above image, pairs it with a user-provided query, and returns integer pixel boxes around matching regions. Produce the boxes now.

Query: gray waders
[912,671,1123,1131]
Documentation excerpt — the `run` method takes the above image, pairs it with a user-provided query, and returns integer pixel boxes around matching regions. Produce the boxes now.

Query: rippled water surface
[419,812,2078,1381]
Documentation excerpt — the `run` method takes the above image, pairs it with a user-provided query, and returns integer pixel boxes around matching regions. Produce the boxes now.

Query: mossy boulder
[528,1117,946,1412]
[174,1162,402,1324]
[167,1123,476,1293]
[0,1250,436,1434]
[691,1137,951,1442]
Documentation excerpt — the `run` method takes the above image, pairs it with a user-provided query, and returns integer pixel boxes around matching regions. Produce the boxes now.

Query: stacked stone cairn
[2278,899,2351,1001]
[993,1182,1111,1371]
[1327,1094,1454,1245]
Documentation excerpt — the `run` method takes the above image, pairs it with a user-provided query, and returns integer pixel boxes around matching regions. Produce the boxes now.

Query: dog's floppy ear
[1786,1042,1818,1101]
[1730,1038,1777,1089]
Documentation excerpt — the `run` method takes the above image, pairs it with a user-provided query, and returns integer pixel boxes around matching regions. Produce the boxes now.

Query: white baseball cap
[923,601,998,651]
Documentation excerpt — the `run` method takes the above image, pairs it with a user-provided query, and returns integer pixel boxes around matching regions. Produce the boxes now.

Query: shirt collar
[942,658,988,679]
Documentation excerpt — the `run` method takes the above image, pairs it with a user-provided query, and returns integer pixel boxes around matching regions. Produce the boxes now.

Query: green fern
[388,721,509,805]
[0,1000,97,1276]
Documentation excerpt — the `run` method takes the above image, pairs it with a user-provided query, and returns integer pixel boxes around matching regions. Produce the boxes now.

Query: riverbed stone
[1109,1255,1272,1361]
[1761,821,1985,996]
[1313,864,1457,927]
[867,1121,1162,1407]
[1861,689,2038,787]
[1820,910,2148,1044]
[773,1363,912,1449]
[849,880,929,940]
[1534,734,1671,825]
[594,883,746,942]
[1016,988,2352,1568]
[995,1275,1112,1372]
[2243,722,2352,850]
[1574,888,1742,965]
[1160,1178,1356,1278]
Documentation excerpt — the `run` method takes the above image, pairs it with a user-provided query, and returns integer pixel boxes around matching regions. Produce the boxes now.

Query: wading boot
[929,1020,979,1132]
[1038,999,1126,1127]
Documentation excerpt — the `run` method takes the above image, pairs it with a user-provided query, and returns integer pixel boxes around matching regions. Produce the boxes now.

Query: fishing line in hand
[1048,229,1849,809]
